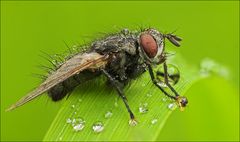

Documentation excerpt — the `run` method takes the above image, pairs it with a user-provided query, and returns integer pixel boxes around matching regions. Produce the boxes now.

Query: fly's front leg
[101,69,137,126]
[148,64,188,111]
[163,62,179,97]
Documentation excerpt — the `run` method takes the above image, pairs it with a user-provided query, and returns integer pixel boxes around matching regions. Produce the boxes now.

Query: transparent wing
[6,52,109,111]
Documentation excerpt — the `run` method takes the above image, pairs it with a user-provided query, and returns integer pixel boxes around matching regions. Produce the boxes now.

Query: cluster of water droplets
[139,103,149,114]
[72,117,86,132]
[63,89,180,134]
[65,117,86,132]
[64,100,109,133]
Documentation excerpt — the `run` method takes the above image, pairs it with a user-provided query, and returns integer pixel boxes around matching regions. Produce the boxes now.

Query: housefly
[7,28,188,124]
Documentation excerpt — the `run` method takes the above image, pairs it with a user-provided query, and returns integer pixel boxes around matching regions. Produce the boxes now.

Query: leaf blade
[44,54,202,141]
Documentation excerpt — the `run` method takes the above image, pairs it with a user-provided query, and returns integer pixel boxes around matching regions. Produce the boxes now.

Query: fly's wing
[6,52,109,111]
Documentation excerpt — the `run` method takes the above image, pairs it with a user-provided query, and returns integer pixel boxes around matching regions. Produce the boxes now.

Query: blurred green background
[1,1,239,141]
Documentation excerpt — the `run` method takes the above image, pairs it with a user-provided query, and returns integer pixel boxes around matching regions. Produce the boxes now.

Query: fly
[6,28,188,124]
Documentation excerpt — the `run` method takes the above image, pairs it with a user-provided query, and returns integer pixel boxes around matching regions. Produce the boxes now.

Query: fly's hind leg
[101,69,137,126]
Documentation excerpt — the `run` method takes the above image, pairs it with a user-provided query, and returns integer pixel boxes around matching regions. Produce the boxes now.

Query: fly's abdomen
[48,70,100,101]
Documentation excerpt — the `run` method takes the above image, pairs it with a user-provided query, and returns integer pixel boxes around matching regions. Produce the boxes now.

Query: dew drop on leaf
[151,119,158,125]
[71,118,76,125]
[104,111,113,119]
[72,117,85,132]
[139,103,148,114]
[162,97,167,102]
[168,103,177,110]
[66,118,72,124]
[157,82,167,88]
[92,122,104,133]
[73,123,85,132]
[146,93,152,97]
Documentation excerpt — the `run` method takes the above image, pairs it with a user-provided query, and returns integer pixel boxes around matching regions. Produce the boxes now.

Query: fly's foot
[129,119,138,126]
[176,96,188,111]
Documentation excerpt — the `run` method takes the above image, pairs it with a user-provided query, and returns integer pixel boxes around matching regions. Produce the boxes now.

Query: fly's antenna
[163,32,182,47]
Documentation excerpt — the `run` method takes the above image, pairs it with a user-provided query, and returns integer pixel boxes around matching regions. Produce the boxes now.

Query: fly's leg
[147,64,176,100]
[156,67,180,85]
[101,69,137,125]
[163,62,179,97]
[148,64,188,110]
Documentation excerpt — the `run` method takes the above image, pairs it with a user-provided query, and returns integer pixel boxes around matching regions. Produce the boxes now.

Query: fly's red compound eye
[140,34,158,58]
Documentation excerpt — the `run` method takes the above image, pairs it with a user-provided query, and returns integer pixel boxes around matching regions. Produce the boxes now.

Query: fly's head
[138,28,182,65]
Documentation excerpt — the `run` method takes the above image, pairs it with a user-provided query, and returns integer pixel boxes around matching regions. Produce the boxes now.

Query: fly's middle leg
[101,69,136,124]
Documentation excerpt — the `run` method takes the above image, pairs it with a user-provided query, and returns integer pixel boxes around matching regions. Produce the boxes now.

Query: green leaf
[43,54,202,141]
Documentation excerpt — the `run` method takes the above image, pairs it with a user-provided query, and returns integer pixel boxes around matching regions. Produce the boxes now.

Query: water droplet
[139,103,148,114]
[66,118,72,124]
[157,82,167,88]
[122,28,129,35]
[151,119,158,125]
[75,117,85,123]
[72,45,78,48]
[92,122,104,133]
[162,97,167,102]
[142,83,146,87]
[104,111,113,119]
[168,103,177,110]
[71,105,75,109]
[71,118,76,125]
[52,59,58,65]
[74,111,77,115]
[146,93,152,97]
[73,123,85,132]
[71,117,85,125]
[72,117,85,132]
[129,119,138,126]
[78,99,82,102]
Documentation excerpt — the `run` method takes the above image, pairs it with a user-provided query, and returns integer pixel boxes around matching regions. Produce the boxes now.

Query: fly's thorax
[138,28,165,65]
